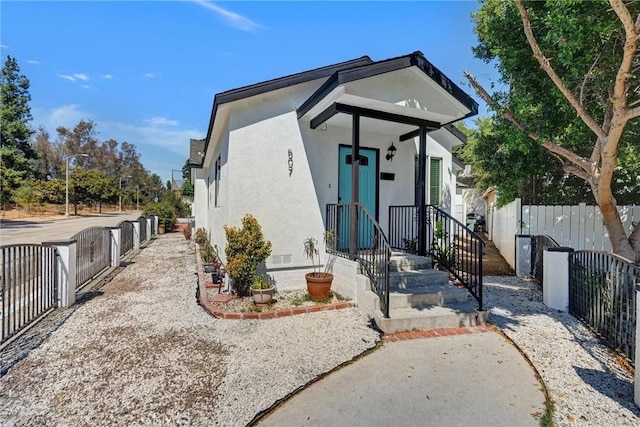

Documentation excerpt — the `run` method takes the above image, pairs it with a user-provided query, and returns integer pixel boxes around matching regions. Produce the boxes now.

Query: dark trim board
[298,51,479,119]
[202,56,373,159]
[310,103,441,130]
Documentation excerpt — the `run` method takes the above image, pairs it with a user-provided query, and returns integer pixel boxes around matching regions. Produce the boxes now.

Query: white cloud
[31,104,91,133]
[144,72,156,79]
[104,120,202,157]
[102,74,113,80]
[0,44,9,49]
[57,74,76,82]
[191,0,265,32]
[73,73,89,81]
[143,117,179,127]
[80,85,90,90]
[27,60,41,65]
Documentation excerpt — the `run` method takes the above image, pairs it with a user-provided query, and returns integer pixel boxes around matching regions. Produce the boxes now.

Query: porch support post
[350,114,360,259]
[417,126,427,256]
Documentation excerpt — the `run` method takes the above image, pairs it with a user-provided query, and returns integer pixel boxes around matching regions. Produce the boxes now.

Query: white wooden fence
[489,198,640,268]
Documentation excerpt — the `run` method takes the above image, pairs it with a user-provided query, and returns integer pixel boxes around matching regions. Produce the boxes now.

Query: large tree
[0,56,37,205]
[466,0,640,261]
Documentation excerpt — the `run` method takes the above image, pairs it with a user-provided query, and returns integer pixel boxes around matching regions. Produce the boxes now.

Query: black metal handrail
[389,205,484,310]
[569,250,639,365]
[326,203,391,317]
[1,244,58,345]
[531,235,560,286]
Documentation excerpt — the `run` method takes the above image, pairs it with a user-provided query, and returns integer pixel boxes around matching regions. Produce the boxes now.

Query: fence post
[515,234,532,278]
[43,239,77,308]
[108,226,121,267]
[132,221,141,250]
[635,282,640,408]
[542,247,574,312]
[153,215,159,235]
[146,217,152,240]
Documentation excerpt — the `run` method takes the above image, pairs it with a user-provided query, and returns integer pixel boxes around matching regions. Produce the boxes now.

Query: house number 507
[288,149,293,176]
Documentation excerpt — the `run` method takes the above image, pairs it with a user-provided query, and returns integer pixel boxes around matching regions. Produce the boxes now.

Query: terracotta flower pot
[305,272,334,301]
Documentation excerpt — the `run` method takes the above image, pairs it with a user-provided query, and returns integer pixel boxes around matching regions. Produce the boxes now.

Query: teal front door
[338,146,378,250]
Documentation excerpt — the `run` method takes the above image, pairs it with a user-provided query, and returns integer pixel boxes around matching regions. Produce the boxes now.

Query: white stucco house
[190,51,480,322]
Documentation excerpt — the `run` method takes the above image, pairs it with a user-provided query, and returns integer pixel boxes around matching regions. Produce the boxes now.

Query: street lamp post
[119,175,132,213]
[64,153,88,218]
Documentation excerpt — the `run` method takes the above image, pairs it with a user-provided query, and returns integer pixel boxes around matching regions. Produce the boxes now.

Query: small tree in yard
[224,214,272,296]
[466,0,640,262]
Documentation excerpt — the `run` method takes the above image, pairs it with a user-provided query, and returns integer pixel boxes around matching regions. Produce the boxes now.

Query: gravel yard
[2,232,640,426]
[484,276,640,426]
[0,234,380,426]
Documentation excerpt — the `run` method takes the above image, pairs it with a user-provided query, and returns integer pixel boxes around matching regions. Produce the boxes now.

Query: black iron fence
[531,235,560,285]
[1,244,58,345]
[138,216,148,242]
[119,220,134,256]
[569,251,639,365]
[326,203,391,317]
[72,227,112,289]
[388,205,484,310]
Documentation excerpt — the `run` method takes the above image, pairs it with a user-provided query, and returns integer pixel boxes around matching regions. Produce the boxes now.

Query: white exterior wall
[196,79,463,290]
[193,168,208,231]
[413,134,456,214]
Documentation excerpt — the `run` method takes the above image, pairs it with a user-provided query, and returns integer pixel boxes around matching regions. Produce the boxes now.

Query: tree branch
[609,0,638,122]
[464,71,593,177]
[515,0,606,140]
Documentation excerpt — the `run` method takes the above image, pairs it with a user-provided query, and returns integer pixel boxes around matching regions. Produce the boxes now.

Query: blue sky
[1,1,499,184]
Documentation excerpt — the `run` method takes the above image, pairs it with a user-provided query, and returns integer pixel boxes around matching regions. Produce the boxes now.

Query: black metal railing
[138,216,148,242]
[1,244,58,345]
[72,227,111,289]
[569,251,639,365]
[389,205,484,310]
[118,220,134,256]
[531,235,560,286]
[326,203,391,317]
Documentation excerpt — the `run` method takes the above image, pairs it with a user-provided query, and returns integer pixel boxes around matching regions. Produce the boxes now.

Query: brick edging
[195,244,354,320]
[211,301,354,320]
[384,325,493,341]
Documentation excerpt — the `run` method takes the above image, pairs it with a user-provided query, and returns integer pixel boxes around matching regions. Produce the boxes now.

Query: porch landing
[370,252,487,333]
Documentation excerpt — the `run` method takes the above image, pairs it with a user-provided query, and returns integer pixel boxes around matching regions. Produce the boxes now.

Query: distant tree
[465,0,640,261]
[0,56,36,205]
[180,158,194,197]
[71,168,118,214]
[13,180,42,213]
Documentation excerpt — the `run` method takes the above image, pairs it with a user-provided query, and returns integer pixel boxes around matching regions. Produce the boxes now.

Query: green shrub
[224,214,272,296]
[143,201,176,230]
[194,227,208,246]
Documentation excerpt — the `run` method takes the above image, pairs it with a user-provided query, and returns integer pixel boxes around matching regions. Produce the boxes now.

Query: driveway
[0,212,142,245]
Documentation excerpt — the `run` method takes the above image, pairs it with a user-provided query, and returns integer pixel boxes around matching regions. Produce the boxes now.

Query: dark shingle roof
[189,139,205,167]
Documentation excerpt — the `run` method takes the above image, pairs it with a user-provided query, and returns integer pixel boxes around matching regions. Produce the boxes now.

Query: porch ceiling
[297,54,478,136]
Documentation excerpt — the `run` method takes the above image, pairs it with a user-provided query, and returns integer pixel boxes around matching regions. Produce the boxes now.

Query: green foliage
[468,0,640,205]
[1,56,36,204]
[431,220,455,269]
[224,214,272,296]
[180,180,194,198]
[143,201,176,230]
[13,180,42,213]
[252,275,272,290]
[194,227,208,246]
[304,230,336,276]
[200,240,216,264]
[163,191,190,218]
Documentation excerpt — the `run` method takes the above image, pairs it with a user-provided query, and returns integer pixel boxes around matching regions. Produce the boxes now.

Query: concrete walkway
[257,328,546,427]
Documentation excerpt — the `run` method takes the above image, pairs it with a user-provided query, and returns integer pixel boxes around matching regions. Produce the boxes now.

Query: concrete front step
[389,252,433,272]
[389,282,469,309]
[389,269,450,289]
[373,301,488,333]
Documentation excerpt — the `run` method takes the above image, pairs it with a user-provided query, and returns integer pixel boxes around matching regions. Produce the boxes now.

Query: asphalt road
[0,212,143,246]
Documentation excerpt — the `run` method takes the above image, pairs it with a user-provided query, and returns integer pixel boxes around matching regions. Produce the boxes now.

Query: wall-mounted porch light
[386,142,397,162]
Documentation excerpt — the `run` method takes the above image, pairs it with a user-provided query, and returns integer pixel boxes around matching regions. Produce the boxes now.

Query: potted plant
[183,223,192,240]
[201,241,217,273]
[251,275,276,305]
[303,230,335,301]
